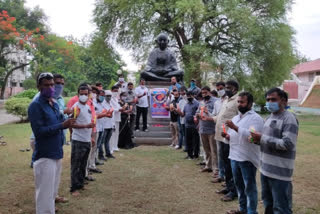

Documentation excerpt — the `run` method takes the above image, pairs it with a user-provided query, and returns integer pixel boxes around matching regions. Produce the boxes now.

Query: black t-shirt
[170,98,180,122]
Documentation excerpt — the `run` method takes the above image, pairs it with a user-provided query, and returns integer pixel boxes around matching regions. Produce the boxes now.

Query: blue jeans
[98,129,112,157]
[261,173,292,214]
[217,141,225,178]
[178,122,185,148]
[231,160,258,214]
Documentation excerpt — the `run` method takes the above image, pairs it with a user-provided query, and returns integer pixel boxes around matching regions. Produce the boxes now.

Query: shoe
[89,168,102,173]
[135,129,140,132]
[143,129,149,132]
[200,168,213,173]
[55,196,69,203]
[211,177,225,183]
[106,154,115,159]
[175,145,181,149]
[95,161,104,165]
[197,162,206,166]
[114,148,120,152]
[169,144,174,147]
[184,156,193,159]
[215,188,229,195]
[221,192,237,202]
[99,156,107,161]
[85,176,96,181]
[226,210,246,214]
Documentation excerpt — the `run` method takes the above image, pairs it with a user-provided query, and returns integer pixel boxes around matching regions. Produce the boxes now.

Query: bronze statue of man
[140,33,184,82]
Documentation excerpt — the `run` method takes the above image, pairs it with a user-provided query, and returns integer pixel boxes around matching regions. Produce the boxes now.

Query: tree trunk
[0,63,29,99]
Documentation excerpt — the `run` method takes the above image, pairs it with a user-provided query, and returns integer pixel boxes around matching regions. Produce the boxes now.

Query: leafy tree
[79,33,122,89]
[94,0,298,99]
[0,1,46,98]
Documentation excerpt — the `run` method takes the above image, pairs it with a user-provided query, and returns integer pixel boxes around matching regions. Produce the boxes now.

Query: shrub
[13,89,38,99]
[22,78,37,90]
[4,98,32,121]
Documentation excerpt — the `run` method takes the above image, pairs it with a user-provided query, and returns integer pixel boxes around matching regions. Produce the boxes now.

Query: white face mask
[217,89,225,97]
[79,95,88,103]
[112,92,118,97]
[92,93,97,99]
[119,78,124,82]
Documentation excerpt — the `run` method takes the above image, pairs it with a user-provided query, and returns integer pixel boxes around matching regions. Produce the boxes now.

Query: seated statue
[140,33,184,82]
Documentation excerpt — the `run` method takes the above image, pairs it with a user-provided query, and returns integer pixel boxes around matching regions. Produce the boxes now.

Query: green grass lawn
[0,115,320,214]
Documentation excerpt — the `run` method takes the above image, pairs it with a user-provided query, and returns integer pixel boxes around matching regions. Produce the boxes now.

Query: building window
[316,71,320,76]
[19,82,23,87]
[11,82,17,87]
[308,72,314,82]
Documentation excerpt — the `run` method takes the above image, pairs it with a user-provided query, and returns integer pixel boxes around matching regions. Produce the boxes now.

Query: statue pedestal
[133,81,172,146]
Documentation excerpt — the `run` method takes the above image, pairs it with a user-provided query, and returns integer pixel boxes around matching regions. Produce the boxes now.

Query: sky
[25,0,320,71]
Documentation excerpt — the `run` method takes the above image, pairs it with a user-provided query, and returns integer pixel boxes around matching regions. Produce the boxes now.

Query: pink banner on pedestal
[150,88,170,118]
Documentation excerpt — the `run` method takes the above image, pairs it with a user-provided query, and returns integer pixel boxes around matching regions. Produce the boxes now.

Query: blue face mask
[265,102,280,113]
[53,84,63,98]
[190,82,196,88]
[98,95,105,103]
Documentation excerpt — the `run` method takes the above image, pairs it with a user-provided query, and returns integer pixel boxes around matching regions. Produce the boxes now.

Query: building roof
[292,58,320,74]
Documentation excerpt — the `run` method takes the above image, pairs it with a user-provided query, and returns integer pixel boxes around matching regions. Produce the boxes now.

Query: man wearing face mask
[204,80,239,201]
[251,88,299,214]
[135,78,149,132]
[177,91,200,159]
[98,90,114,160]
[212,81,227,183]
[222,92,264,214]
[28,72,76,213]
[164,89,180,148]
[196,86,218,174]
[70,85,95,196]
[109,85,122,154]
[188,79,201,97]
[115,74,128,93]
[125,82,137,137]
[177,86,187,150]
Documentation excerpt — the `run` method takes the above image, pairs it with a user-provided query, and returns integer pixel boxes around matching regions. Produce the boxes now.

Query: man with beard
[222,92,264,214]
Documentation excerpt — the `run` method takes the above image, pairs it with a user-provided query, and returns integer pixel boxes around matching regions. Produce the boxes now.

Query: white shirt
[102,101,114,128]
[135,85,149,108]
[94,100,105,132]
[111,96,121,122]
[227,110,264,168]
[72,102,92,142]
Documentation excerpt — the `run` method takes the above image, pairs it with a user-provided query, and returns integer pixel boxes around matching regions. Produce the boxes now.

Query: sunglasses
[38,72,53,82]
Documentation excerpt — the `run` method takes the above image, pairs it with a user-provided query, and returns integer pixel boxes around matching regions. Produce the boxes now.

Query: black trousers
[135,106,148,131]
[185,127,200,158]
[71,140,91,192]
[221,142,236,195]
[129,114,136,136]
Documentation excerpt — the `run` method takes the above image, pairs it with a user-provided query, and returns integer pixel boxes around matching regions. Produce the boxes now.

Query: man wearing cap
[28,72,75,214]
[188,79,201,97]
[115,74,128,93]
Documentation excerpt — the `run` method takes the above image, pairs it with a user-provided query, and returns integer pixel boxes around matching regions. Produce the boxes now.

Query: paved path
[0,109,20,125]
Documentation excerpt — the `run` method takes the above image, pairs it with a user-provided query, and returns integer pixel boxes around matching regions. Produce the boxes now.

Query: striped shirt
[260,110,299,181]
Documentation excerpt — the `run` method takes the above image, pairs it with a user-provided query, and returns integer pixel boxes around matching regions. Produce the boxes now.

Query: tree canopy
[94,0,298,104]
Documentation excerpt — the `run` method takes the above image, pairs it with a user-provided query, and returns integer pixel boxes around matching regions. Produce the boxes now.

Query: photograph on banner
[150,88,170,118]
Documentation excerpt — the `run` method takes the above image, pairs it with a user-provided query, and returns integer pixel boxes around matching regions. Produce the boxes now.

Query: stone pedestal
[133,81,172,146]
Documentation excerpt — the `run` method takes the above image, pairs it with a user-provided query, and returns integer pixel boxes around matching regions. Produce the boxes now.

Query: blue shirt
[28,95,65,161]
[183,99,199,128]
[168,83,181,92]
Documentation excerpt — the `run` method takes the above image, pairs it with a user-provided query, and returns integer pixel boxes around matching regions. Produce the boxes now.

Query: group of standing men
[165,77,299,214]
[28,72,299,214]
[28,73,151,213]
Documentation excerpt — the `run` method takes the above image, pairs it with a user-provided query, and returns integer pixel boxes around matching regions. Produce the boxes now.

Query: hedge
[4,97,32,120]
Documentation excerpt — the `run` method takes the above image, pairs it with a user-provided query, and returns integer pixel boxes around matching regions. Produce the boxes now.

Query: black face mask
[128,90,133,94]
[174,97,179,101]
[238,106,250,114]
[187,97,193,103]
[225,89,234,98]
[204,95,211,101]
